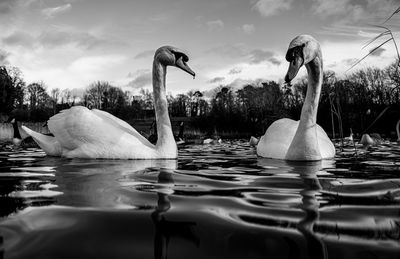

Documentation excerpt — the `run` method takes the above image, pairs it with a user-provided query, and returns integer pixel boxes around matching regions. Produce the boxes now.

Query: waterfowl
[22,46,195,159]
[249,136,259,147]
[203,137,222,144]
[175,121,185,145]
[344,128,354,142]
[10,118,22,147]
[256,35,335,161]
[359,133,382,147]
[397,119,400,142]
[6,118,38,148]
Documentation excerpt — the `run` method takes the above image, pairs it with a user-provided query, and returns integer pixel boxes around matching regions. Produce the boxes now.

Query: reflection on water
[0,140,399,259]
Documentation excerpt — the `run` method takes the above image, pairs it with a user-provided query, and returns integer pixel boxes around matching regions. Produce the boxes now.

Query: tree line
[0,60,399,138]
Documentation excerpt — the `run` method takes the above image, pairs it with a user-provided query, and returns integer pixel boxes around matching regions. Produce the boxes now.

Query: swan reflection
[0,159,199,259]
[255,158,332,259]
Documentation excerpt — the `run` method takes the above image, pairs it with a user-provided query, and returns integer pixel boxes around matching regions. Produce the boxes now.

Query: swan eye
[172,51,189,62]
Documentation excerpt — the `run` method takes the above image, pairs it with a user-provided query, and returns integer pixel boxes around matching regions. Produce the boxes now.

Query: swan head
[5,117,16,124]
[154,46,195,77]
[284,35,320,84]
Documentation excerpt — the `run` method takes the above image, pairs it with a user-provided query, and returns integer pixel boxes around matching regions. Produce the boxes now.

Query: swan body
[22,46,195,159]
[359,133,382,147]
[256,35,335,161]
[359,134,375,146]
[344,128,353,142]
[203,138,222,144]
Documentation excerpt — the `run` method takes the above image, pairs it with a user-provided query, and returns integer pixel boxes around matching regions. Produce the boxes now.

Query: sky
[0,0,399,96]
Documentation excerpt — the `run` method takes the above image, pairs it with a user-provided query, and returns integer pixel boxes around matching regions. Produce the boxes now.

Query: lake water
[0,140,399,259]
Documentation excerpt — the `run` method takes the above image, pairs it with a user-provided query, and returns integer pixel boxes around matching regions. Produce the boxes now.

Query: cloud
[2,28,120,51]
[241,24,255,34]
[311,0,397,24]
[228,67,242,75]
[134,50,154,59]
[226,78,262,90]
[69,55,126,75]
[37,28,119,50]
[206,44,281,66]
[206,20,224,31]
[128,69,152,88]
[2,31,34,47]
[127,69,150,78]
[206,43,247,58]
[0,49,9,65]
[311,0,351,17]
[268,57,281,66]
[42,4,71,19]
[252,0,293,17]
[249,49,280,65]
[149,13,172,22]
[327,58,358,69]
[342,58,358,66]
[208,77,225,84]
[369,47,386,57]
[0,0,15,14]
[317,25,382,38]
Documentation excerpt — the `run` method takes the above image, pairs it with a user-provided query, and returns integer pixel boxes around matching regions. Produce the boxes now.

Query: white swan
[256,35,335,161]
[22,46,195,159]
[397,119,400,142]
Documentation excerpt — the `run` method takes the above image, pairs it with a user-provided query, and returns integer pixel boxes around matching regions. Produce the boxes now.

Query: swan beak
[176,57,196,78]
[285,56,304,84]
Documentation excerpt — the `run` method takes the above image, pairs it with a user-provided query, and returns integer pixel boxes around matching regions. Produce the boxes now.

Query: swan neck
[299,54,323,128]
[153,60,175,153]
[12,121,21,139]
[396,119,400,140]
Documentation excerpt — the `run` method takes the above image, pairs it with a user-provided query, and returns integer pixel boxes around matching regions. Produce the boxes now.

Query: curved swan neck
[299,52,323,128]
[396,119,400,140]
[285,50,323,160]
[152,60,176,154]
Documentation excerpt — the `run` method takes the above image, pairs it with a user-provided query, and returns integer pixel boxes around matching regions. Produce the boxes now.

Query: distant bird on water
[6,118,38,149]
[359,133,382,147]
[249,136,259,147]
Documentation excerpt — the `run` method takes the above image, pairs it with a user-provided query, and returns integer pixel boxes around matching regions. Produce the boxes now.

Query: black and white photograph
[0,0,399,258]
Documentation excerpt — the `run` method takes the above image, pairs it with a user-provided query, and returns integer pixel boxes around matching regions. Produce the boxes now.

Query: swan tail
[21,126,62,156]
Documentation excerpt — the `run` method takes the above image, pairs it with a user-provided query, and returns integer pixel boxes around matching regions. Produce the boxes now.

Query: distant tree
[0,66,26,115]
[190,90,203,117]
[26,82,50,109]
[138,88,153,111]
[84,81,113,109]
[50,88,61,114]
[170,93,189,117]
[7,66,25,109]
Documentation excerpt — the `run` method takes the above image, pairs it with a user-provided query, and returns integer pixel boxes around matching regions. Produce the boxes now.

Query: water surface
[0,140,399,259]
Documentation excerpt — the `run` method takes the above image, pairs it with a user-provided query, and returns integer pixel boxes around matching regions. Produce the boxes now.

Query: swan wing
[47,106,155,158]
[316,125,335,159]
[91,109,153,148]
[257,118,297,159]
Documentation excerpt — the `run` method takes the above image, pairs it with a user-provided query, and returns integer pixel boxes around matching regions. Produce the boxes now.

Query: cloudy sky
[0,0,399,94]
